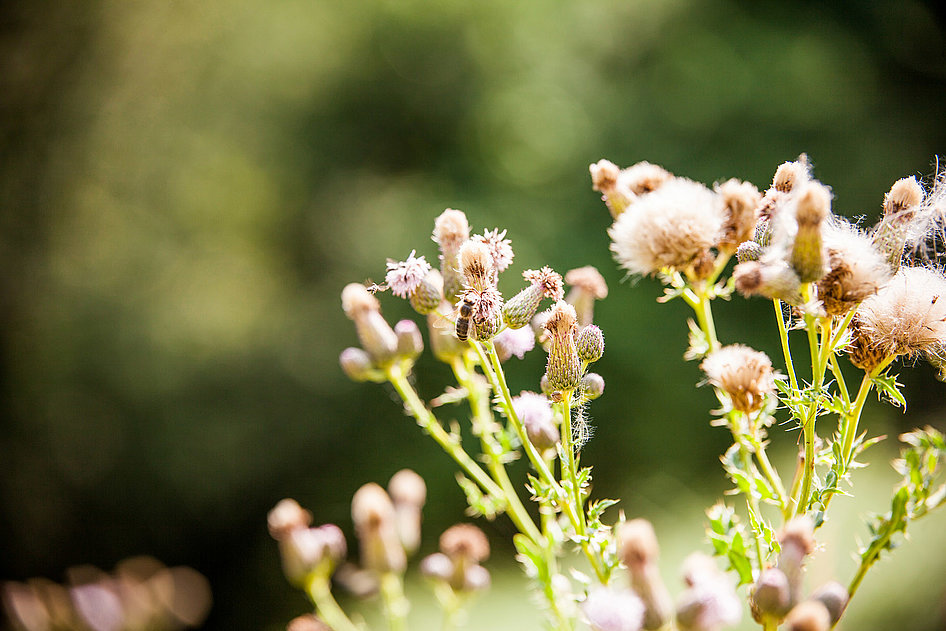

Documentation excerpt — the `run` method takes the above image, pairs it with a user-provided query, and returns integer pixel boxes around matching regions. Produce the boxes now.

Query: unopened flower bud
[872,177,924,273]
[565,266,608,327]
[388,469,426,555]
[736,240,763,263]
[617,519,672,630]
[340,347,376,382]
[409,269,443,315]
[754,218,772,247]
[784,600,831,631]
[810,581,847,625]
[434,209,470,302]
[774,158,811,193]
[716,179,762,254]
[580,372,605,400]
[394,320,423,359]
[778,516,815,605]
[734,260,802,304]
[590,159,633,218]
[750,568,791,620]
[472,310,502,341]
[676,554,742,631]
[280,525,347,583]
[351,483,406,574]
[440,524,490,563]
[419,553,453,581]
[268,499,312,541]
[790,183,830,283]
[577,325,605,363]
[513,391,559,450]
[582,586,646,631]
[341,283,398,364]
[544,302,582,391]
[287,614,332,631]
[462,564,490,592]
[504,267,564,329]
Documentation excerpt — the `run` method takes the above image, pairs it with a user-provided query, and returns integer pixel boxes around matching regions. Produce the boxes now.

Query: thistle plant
[270,158,946,631]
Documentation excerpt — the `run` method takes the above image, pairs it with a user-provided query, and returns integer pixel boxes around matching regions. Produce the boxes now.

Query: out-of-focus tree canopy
[2,1,945,628]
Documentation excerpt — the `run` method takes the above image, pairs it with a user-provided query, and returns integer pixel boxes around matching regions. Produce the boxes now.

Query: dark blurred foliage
[2,1,946,629]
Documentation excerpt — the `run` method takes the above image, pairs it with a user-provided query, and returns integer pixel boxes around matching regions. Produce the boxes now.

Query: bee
[454,293,476,341]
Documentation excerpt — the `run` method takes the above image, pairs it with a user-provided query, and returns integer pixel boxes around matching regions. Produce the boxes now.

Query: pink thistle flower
[473,228,515,273]
[494,326,536,361]
[385,250,432,298]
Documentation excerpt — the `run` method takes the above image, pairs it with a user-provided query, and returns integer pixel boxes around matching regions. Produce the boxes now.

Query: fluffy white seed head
[700,344,777,414]
[609,178,724,276]
[816,218,893,316]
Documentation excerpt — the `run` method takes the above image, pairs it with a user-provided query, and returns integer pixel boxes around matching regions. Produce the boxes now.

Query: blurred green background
[2,1,946,629]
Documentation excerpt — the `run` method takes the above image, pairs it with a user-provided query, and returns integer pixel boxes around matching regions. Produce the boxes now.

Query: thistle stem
[559,389,587,537]
[748,431,788,514]
[773,299,799,391]
[682,287,719,351]
[379,572,409,631]
[386,365,504,500]
[305,573,361,631]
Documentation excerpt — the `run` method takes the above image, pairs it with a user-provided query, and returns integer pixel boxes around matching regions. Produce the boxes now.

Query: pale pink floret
[582,586,645,631]
[494,326,536,360]
[473,228,515,273]
[385,250,433,298]
[608,178,724,276]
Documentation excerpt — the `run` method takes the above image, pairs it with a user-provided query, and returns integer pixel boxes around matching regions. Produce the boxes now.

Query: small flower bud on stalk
[342,283,398,365]
[617,519,672,630]
[790,183,831,283]
[394,320,423,360]
[493,326,536,361]
[757,158,811,224]
[733,260,802,304]
[675,554,741,631]
[872,177,924,273]
[736,240,763,263]
[716,179,761,254]
[512,391,559,451]
[576,325,605,363]
[777,516,815,607]
[287,615,332,631]
[503,267,564,329]
[409,269,443,315]
[581,586,646,631]
[544,302,583,391]
[590,159,632,219]
[700,344,776,415]
[267,499,312,541]
[387,469,426,556]
[750,568,792,621]
[580,372,605,400]
[421,524,491,592]
[433,209,470,302]
[279,525,347,585]
[351,483,406,574]
[783,600,831,631]
[810,581,848,625]
[564,266,608,327]
[339,347,379,382]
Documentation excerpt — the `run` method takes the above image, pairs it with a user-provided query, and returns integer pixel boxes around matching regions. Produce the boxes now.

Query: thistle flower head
[733,259,802,304]
[342,283,380,319]
[582,586,646,631]
[848,265,946,370]
[473,228,515,273]
[433,208,470,252]
[565,265,608,326]
[385,250,432,299]
[735,240,763,263]
[757,157,811,220]
[816,218,892,316]
[675,554,741,631]
[873,175,927,271]
[591,160,673,219]
[810,582,848,625]
[494,325,536,361]
[544,301,582,391]
[700,344,776,414]
[577,325,605,363]
[906,167,946,262]
[750,568,791,620]
[617,519,660,570]
[512,391,558,450]
[608,178,724,276]
[581,372,605,400]
[459,240,496,289]
[787,181,831,283]
[621,161,674,196]
[504,267,563,329]
[281,525,347,581]
[716,178,761,253]
[388,469,426,555]
[409,268,443,315]
[439,524,490,563]
[341,283,398,363]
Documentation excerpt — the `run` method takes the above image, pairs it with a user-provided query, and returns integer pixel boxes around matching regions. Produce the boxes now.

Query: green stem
[762,616,779,631]
[828,353,851,408]
[305,573,361,631]
[450,357,543,543]
[682,287,719,351]
[739,438,767,569]
[773,299,799,391]
[386,365,504,500]
[748,431,788,514]
[379,572,409,631]
[560,389,587,537]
